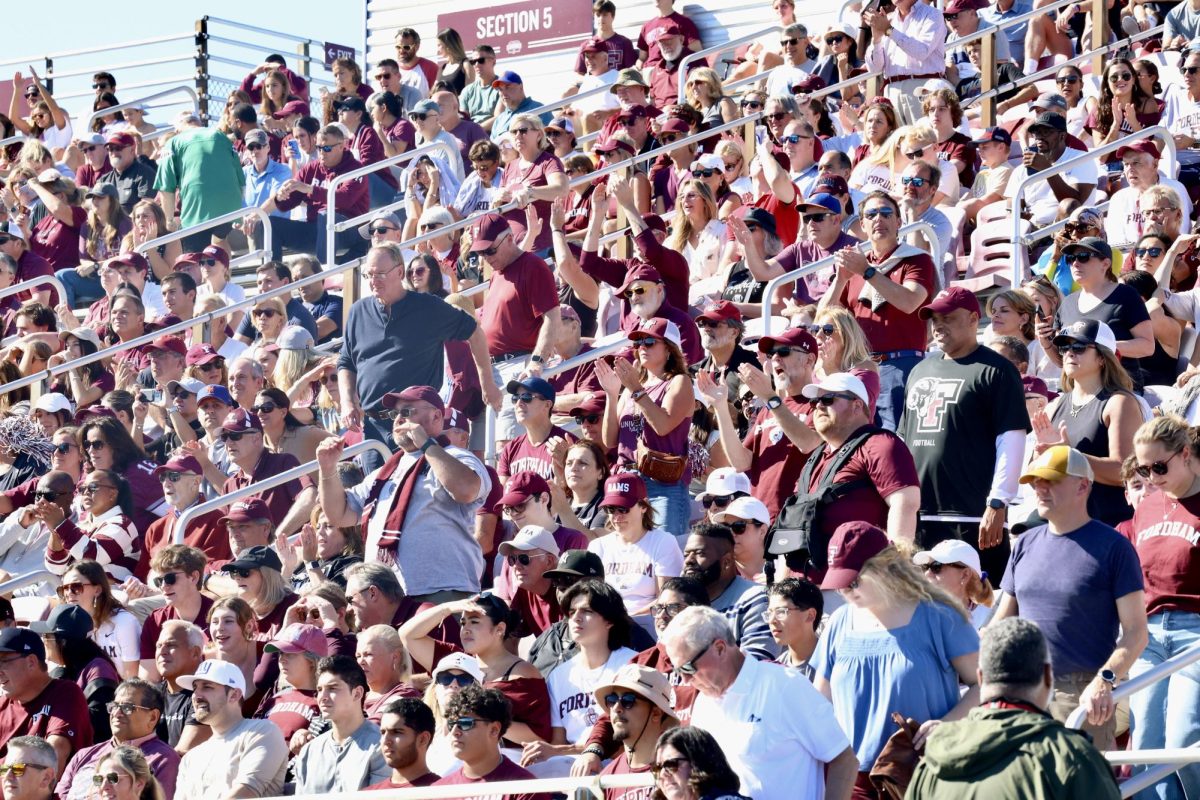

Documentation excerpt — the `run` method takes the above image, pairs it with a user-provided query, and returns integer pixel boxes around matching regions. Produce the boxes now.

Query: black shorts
[180,221,236,253]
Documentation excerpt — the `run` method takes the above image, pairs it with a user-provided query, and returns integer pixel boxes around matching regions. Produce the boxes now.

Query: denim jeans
[876,355,923,432]
[1130,610,1200,800]
[644,475,692,541]
[368,173,399,210]
[268,213,368,263]
[55,267,103,308]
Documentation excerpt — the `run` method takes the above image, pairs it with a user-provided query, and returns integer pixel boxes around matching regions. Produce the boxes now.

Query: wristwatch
[419,438,438,453]
[987,497,1006,510]
[766,395,783,410]
[306,560,322,572]
[529,354,545,364]
[863,266,878,280]
[1098,668,1118,688]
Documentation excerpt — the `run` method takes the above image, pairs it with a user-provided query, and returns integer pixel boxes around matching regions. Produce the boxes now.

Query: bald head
[40,470,75,494]
[433,91,461,123]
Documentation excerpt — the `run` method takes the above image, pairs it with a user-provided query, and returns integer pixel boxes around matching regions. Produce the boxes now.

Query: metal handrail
[1116,743,1200,798]
[172,439,391,544]
[0,275,67,305]
[324,140,455,267]
[1066,644,1200,731]
[53,76,198,104]
[679,26,780,103]
[135,207,273,273]
[44,56,195,84]
[0,134,27,148]
[84,86,200,133]
[1010,126,1176,286]
[0,569,55,596]
[205,15,322,48]
[527,83,615,119]
[1025,200,1112,247]
[759,222,940,331]
[0,33,196,70]
[945,0,1081,50]
[258,771,654,800]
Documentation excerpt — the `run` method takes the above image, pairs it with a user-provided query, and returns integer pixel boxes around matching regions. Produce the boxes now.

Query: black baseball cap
[1063,236,1112,262]
[28,604,93,638]
[972,126,1012,146]
[544,549,604,579]
[0,628,44,660]
[221,545,283,574]
[1029,112,1067,133]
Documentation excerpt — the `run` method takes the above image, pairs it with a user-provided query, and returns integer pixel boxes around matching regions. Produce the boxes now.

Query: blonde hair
[1134,414,1190,452]
[272,348,315,394]
[509,113,548,151]
[248,567,295,617]
[814,306,875,373]
[859,547,970,622]
[714,140,745,178]
[686,67,725,107]
[99,745,164,800]
[361,624,413,679]
[667,180,718,252]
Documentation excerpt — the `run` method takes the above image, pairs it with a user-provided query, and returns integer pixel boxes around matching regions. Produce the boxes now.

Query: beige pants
[884,78,929,126]
[1048,671,1118,753]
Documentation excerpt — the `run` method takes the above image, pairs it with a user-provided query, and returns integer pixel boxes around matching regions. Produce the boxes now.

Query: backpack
[766,427,881,572]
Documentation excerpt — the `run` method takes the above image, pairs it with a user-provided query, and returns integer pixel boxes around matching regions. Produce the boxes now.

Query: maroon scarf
[362,435,450,564]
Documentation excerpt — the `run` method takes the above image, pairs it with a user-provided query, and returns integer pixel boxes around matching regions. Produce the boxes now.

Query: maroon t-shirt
[500,150,565,253]
[122,459,167,536]
[385,118,417,153]
[778,232,863,304]
[223,450,304,529]
[139,504,231,580]
[76,160,114,188]
[364,682,422,724]
[637,13,701,67]
[273,152,368,223]
[937,130,978,188]
[256,687,319,742]
[480,251,559,356]
[510,587,560,637]
[574,33,637,74]
[432,755,551,800]
[349,124,394,188]
[1128,490,1200,616]
[648,61,683,109]
[0,677,93,757]
[496,425,576,482]
[30,206,88,269]
[447,118,490,168]
[366,774,441,791]
[254,594,299,644]
[835,248,937,353]
[744,397,814,520]
[139,595,215,659]
[15,249,59,305]
[600,752,654,800]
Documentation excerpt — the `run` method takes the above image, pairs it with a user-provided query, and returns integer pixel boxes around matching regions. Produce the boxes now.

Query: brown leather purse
[869,712,922,800]
[635,440,687,484]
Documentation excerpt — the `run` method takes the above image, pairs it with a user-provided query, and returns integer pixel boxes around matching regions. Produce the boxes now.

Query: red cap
[595,138,636,158]
[617,104,656,121]
[111,252,149,273]
[498,471,552,507]
[1023,375,1058,401]
[186,343,221,366]
[791,74,828,94]
[201,245,230,268]
[629,317,683,349]
[174,252,202,270]
[468,213,512,252]
[616,263,663,294]
[643,214,668,234]
[757,327,818,355]
[272,100,310,119]
[600,472,647,510]
[445,408,470,431]
[569,391,606,416]
[264,623,329,657]
[659,118,690,136]
[1115,139,1160,161]
[944,0,989,12]
[581,37,606,54]
[220,408,263,433]
[657,19,684,37]
[820,521,890,590]
[382,385,444,413]
[220,498,272,524]
[147,335,187,357]
[918,286,981,320]
[104,131,137,149]
[697,300,742,324]
[153,454,203,479]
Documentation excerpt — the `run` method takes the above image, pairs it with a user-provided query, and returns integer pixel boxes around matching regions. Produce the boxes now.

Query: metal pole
[195,17,210,125]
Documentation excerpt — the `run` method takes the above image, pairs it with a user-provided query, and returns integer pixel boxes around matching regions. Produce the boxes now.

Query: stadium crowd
[0,0,1199,797]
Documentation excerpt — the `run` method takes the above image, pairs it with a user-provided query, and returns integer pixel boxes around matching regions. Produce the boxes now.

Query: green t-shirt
[460,81,500,125]
[153,127,246,228]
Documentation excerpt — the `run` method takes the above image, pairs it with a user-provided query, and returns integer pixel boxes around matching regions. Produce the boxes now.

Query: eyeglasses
[649,602,686,617]
[826,34,846,45]
[806,323,835,336]
[767,346,798,358]
[780,38,800,46]
[247,143,265,151]
[1135,246,1164,258]
[83,439,107,451]
[766,111,789,122]
[603,692,641,710]
[106,701,152,716]
[33,489,67,501]
[695,318,728,329]
[863,207,896,219]
[91,773,123,787]
[80,144,98,154]
[81,483,114,495]
[652,757,689,776]
[762,606,800,623]
[622,286,648,299]
[1109,71,1133,82]
[632,339,661,350]
[470,58,488,65]
[727,520,752,534]
[385,406,417,420]
[814,392,856,406]
[227,567,254,579]
[93,83,112,90]
[572,413,601,424]
[701,494,741,510]
[152,572,180,588]
[252,308,279,318]
[57,582,93,596]
[250,401,278,414]
[407,266,429,279]
[436,672,476,688]
[781,134,811,144]
[510,391,541,404]
[1135,450,1181,478]
[676,642,711,675]
[1056,75,1081,84]
[220,431,251,443]
[600,505,631,515]
[477,242,503,257]
[901,176,927,188]
[740,99,764,110]
[1055,342,1094,355]
[0,764,48,778]
[199,258,222,268]
[448,716,481,731]
[374,72,394,81]
[159,471,189,484]
[511,127,532,136]
[1143,207,1176,217]
[923,562,966,574]
[943,11,961,19]
[506,552,548,566]
[316,145,338,153]
[659,134,681,145]
[691,168,716,178]
[803,212,831,223]
[1062,251,1095,264]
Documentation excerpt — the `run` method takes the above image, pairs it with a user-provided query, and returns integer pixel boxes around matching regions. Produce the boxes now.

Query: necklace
[1068,392,1097,417]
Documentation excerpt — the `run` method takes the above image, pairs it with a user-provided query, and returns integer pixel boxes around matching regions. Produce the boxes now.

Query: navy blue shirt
[235,296,318,342]
[305,291,344,344]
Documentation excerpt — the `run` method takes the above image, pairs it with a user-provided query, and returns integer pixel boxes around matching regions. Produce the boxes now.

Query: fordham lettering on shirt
[557,691,600,728]
[1132,521,1200,546]
[269,701,319,720]
[606,561,655,577]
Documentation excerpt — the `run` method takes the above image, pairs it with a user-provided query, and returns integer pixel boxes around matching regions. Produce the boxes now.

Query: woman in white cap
[813,22,864,98]
[687,153,741,221]
[423,651,484,774]
[913,539,994,629]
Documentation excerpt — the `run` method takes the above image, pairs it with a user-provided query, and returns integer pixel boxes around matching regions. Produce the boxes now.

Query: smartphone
[287,140,300,159]
[1036,306,1046,321]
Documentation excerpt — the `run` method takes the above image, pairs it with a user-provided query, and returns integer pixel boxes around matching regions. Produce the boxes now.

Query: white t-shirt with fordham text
[547,647,637,742]
[1163,83,1200,166]
[587,528,684,615]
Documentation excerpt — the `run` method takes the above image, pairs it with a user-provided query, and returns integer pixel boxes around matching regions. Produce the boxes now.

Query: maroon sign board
[324,42,356,69]
[438,0,593,59]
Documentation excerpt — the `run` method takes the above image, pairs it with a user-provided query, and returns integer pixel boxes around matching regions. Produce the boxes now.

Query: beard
[683,561,722,586]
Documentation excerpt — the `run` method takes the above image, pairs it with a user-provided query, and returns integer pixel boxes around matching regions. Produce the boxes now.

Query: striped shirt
[46,505,142,582]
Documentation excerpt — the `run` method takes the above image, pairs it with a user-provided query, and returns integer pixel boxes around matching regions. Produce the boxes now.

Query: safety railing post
[1092,0,1110,77]
[980,29,996,128]
[296,41,311,82]
[195,17,210,124]
[1066,643,1200,731]
[44,58,53,95]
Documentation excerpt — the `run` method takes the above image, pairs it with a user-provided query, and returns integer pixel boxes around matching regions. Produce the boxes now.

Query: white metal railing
[84,85,199,133]
[135,206,273,272]
[527,83,615,120]
[759,221,941,332]
[0,275,68,305]
[0,34,196,73]
[324,140,455,268]
[1010,126,1177,286]
[679,26,780,103]
[259,772,655,800]
[1025,200,1113,247]
[1067,645,1200,731]
[0,569,55,596]
[947,0,1080,50]
[0,134,28,149]
[172,439,391,544]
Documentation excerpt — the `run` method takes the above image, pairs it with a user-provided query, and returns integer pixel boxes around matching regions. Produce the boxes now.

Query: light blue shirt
[492,96,553,137]
[243,159,292,218]
[979,0,1034,58]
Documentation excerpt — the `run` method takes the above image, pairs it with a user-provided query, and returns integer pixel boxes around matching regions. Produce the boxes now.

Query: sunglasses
[1135,450,1181,478]
[632,339,661,350]
[744,222,760,233]
[923,562,966,575]
[510,392,540,403]
[83,439,107,451]
[80,144,98,154]
[198,361,224,372]
[227,567,255,579]
[0,764,48,778]
[659,134,681,144]
[766,111,789,122]
[780,38,800,46]
[418,222,443,232]
[572,413,601,424]
[622,286,648,299]
[603,692,641,710]
[57,582,93,595]
[727,520,751,534]
[506,552,547,566]
[408,112,429,122]
[159,471,189,484]
[650,602,686,617]
[653,757,689,776]
[1055,342,1094,355]
[199,258,220,267]
[448,716,481,731]
[1062,251,1095,264]
[767,346,798,358]
[247,143,265,151]
[701,494,741,510]
[220,431,251,443]
[806,323,835,336]
[691,168,716,178]
[1109,71,1133,82]
[902,175,929,188]
[436,672,476,687]
[250,402,278,414]
[33,489,67,501]
[1135,247,1164,258]
[478,242,503,257]
[1185,66,1200,76]
[152,572,180,588]
[92,83,112,90]
[385,406,417,420]
[1056,75,1081,84]
[81,483,114,494]
[407,266,428,278]
[370,225,397,236]
[374,73,393,80]
[695,318,728,329]
[470,58,488,65]
[814,392,856,406]
[863,207,896,219]
[903,148,925,159]
[252,308,279,317]
[826,34,846,45]
[316,145,337,153]
[803,212,831,223]
[740,99,764,110]
[675,642,710,675]
[511,127,532,135]
[91,773,122,787]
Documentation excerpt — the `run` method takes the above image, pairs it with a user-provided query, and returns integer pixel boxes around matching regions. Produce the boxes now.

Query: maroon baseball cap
[616,263,663,295]
[601,472,647,510]
[498,471,552,507]
[1023,375,1058,401]
[569,391,606,416]
[581,37,606,54]
[186,343,222,366]
[201,245,230,268]
[1115,139,1160,161]
[944,0,989,12]
[617,104,656,121]
[594,138,636,158]
[265,623,329,656]
[174,252,202,270]
[659,118,690,136]
[220,498,272,524]
[153,454,203,479]
[657,19,684,37]
[105,131,137,149]
[111,252,149,273]
[445,408,470,432]
[791,74,827,94]
[272,100,310,119]
[220,408,263,433]
[756,327,818,355]
[469,213,513,252]
[918,286,981,320]
[382,385,445,413]
[147,335,187,357]
[643,214,668,234]
[820,521,890,590]
[697,300,742,324]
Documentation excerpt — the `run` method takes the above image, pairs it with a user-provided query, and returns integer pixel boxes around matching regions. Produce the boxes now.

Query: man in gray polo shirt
[293,656,389,793]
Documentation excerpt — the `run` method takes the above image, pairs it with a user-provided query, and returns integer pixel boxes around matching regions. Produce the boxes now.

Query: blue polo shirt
[492,97,553,137]
[244,160,293,217]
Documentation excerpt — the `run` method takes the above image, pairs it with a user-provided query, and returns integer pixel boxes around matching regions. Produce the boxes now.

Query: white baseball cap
[177,659,246,694]
[802,372,870,407]
[694,153,724,172]
[739,316,791,351]
[915,78,956,98]
[498,524,560,557]
[34,393,74,416]
[713,495,771,526]
[432,652,484,684]
[697,467,751,502]
[913,539,982,578]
